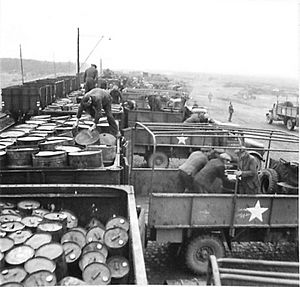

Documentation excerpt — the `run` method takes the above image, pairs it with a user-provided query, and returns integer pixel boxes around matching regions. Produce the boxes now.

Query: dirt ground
[187,76,299,162]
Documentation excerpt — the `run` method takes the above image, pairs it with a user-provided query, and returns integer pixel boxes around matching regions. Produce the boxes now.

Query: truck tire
[185,235,225,274]
[259,168,279,194]
[147,151,169,168]
[266,114,273,124]
[286,119,295,131]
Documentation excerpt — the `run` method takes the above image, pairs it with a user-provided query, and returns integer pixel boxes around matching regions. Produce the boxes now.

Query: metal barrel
[0,267,27,285]
[6,147,39,168]
[24,256,56,274]
[62,241,82,277]
[32,151,67,168]
[68,150,103,169]
[16,136,44,146]
[107,255,130,284]
[35,242,67,281]
[85,145,116,165]
[23,270,57,287]
[103,227,129,257]
[0,150,7,168]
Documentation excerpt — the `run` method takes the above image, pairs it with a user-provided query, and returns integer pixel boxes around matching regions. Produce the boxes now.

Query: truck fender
[249,151,264,170]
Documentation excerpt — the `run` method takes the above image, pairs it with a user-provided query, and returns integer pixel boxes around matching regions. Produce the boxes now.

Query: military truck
[266,101,299,131]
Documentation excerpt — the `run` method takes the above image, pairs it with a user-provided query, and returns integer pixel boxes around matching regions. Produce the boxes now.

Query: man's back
[179,151,208,177]
[84,66,98,80]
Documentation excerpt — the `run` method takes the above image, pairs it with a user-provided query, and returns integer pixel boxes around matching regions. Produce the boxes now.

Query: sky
[0,0,298,79]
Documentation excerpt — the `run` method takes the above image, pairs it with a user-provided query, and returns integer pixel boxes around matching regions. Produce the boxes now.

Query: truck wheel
[185,235,225,274]
[259,168,279,193]
[266,114,273,124]
[286,119,295,131]
[147,151,169,168]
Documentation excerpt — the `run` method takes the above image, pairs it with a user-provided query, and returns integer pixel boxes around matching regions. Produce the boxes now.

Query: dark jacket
[84,66,98,82]
[193,158,228,193]
[110,89,123,104]
[237,153,259,193]
[77,88,112,124]
[179,151,208,177]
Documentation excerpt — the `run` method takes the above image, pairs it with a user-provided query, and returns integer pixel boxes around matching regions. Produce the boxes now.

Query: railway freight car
[0,184,147,285]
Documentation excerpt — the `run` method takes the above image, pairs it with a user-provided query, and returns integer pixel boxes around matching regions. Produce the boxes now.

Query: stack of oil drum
[0,115,116,170]
[0,199,131,286]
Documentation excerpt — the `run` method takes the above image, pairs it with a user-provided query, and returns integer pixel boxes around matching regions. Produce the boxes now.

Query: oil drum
[25,232,52,250]
[55,126,75,136]
[0,150,7,168]
[17,200,40,216]
[79,251,106,271]
[59,276,86,286]
[6,147,39,168]
[103,227,129,257]
[82,262,111,285]
[0,237,14,253]
[61,229,86,249]
[5,245,35,266]
[36,222,63,242]
[107,255,130,284]
[68,150,103,169]
[24,256,56,274]
[39,139,70,151]
[106,215,130,232]
[7,229,32,245]
[32,151,67,168]
[82,241,108,258]
[23,270,57,287]
[86,226,106,243]
[43,212,68,232]
[16,136,44,146]
[62,241,82,277]
[86,145,116,165]
[35,242,67,281]
[59,210,78,229]
[0,267,27,285]
[0,221,24,235]
[21,215,43,232]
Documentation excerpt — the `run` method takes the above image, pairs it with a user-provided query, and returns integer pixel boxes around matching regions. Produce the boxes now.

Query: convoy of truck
[0,73,298,286]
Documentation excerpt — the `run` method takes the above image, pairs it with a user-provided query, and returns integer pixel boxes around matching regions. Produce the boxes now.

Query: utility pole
[100,58,103,76]
[19,44,24,84]
[77,27,80,74]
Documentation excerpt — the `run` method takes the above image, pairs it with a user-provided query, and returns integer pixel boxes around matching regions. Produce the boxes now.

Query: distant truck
[266,101,299,131]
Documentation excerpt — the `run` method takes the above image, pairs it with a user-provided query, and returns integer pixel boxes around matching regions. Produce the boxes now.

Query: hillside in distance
[0,58,77,88]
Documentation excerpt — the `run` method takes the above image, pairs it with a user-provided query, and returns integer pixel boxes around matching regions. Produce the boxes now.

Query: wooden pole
[77,27,80,74]
[19,44,24,84]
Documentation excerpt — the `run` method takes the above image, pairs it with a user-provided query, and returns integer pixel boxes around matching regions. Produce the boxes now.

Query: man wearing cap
[84,64,98,93]
[110,85,123,104]
[75,88,119,136]
[234,147,260,194]
[177,149,211,192]
[192,153,232,193]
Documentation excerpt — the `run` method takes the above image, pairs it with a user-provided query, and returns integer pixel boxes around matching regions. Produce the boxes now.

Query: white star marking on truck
[177,136,188,144]
[246,200,268,222]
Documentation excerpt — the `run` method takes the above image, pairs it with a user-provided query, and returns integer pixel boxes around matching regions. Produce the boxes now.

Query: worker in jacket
[234,147,260,194]
[110,85,123,104]
[84,64,98,93]
[76,88,119,136]
[192,153,232,193]
[177,149,210,193]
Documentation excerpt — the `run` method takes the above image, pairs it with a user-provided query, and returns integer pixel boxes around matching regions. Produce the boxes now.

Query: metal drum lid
[17,200,40,214]
[62,241,81,263]
[25,119,47,125]
[61,230,86,248]
[99,133,116,146]
[103,227,128,249]
[32,208,50,218]
[51,116,70,121]
[107,256,130,278]
[15,124,38,129]
[0,201,15,210]
[36,125,56,131]
[0,237,14,253]
[0,144,6,151]
[71,226,87,236]
[82,262,111,285]
[75,129,100,146]
[55,145,81,153]
[35,242,64,260]
[25,233,52,250]
[86,226,105,243]
[46,136,73,142]
[5,245,35,265]
[60,210,78,229]
[79,251,106,271]
[78,124,91,129]
[16,136,44,144]
[106,216,130,232]
[24,256,56,274]
[82,241,108,258]
[23,270,57,287]
[0,140,15,147]
[8,229,32,245]
[31,115,51,120]
[21,215,43,228]
[37,222,63,233]
[1,209,20,216]
[44,212,67,227]
[0,267,27,284]
[34,150,65,157]
[0,131,25,139]
[0,214,22,223]
[0,221,24,233]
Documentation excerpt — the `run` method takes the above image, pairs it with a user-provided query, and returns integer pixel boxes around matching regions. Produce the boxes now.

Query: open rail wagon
[124,122,290,169]
[0,184,147,285]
